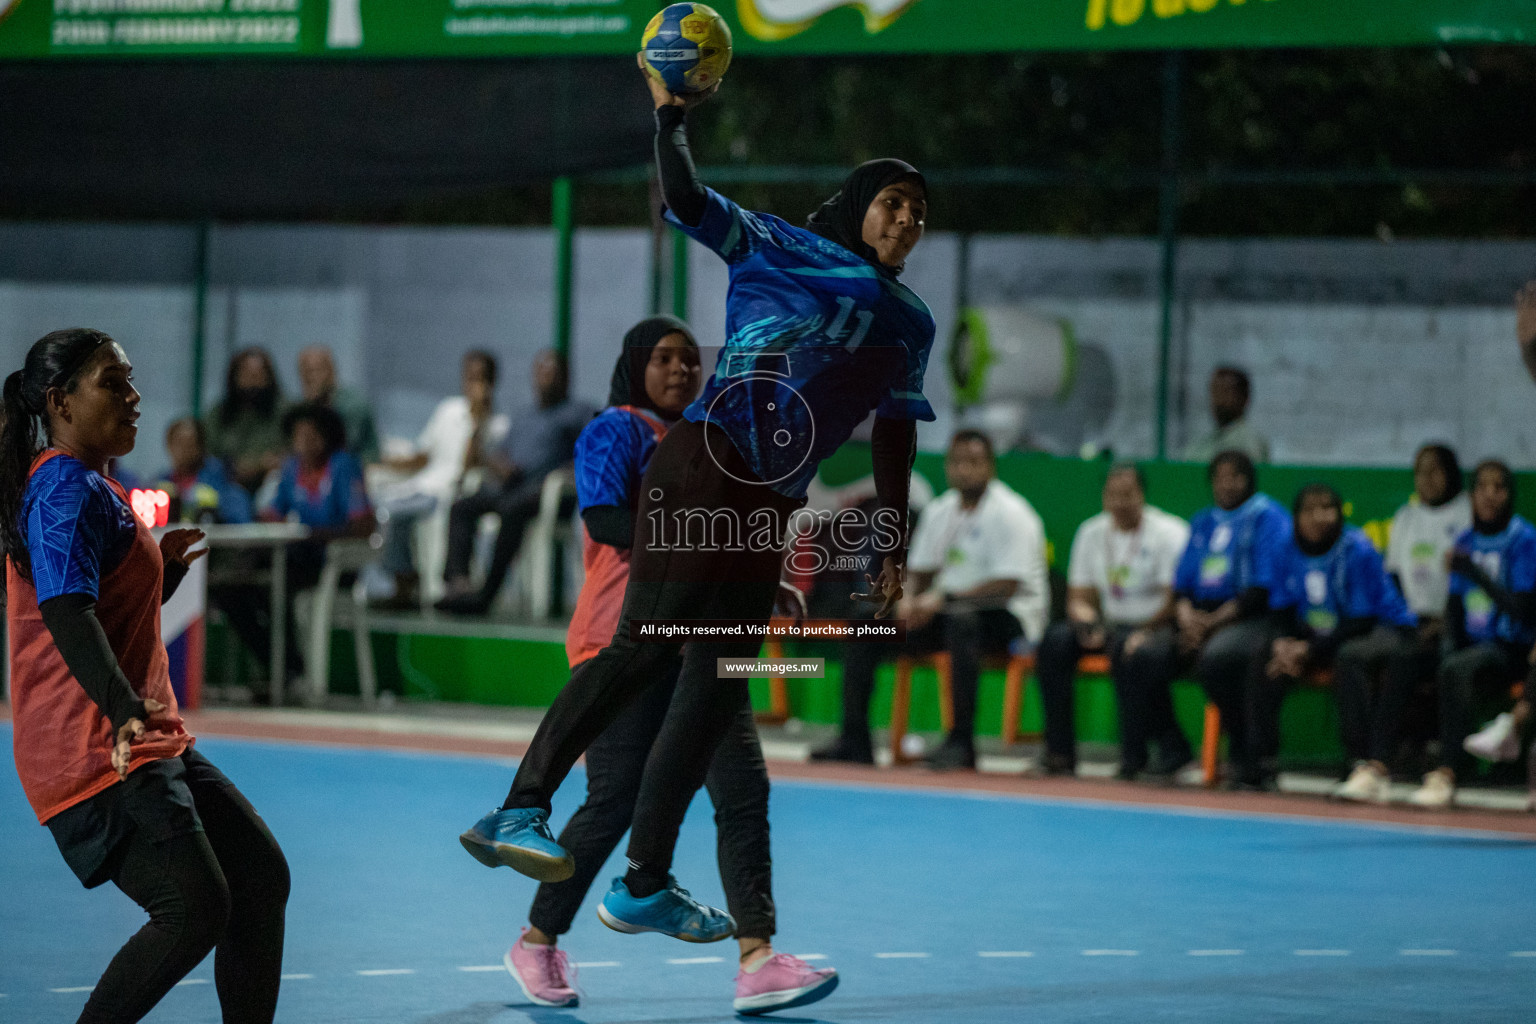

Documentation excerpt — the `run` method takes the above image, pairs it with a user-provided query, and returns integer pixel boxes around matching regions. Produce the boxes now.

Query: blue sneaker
[458,808,574,882]
[596,875,736,943]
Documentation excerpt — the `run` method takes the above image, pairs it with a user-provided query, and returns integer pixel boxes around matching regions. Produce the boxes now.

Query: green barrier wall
[212,452,1536,769]
[821,445,1536,566]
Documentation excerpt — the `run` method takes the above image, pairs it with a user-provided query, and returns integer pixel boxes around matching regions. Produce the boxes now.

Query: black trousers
[836,608,1022,750]
[444,474,549,596]
[1436,641,1527,773]
[1330,625,1417,765]
[75,752,289,1024]
[1193,617,1276,776]
[504,419,797,887]
[529,654,775,940]
[1036,621,1190,772]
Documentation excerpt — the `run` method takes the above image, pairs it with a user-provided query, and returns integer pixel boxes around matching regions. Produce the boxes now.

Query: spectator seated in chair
[153,417,253,525]
[297,345,379,464]
[1384,444,1470,766]
[202,346,289,496]
[811,430,1047,770]
[1036,463,1192,780]
[1259,484,1418,803]
[370,349,508,610]
[211,403,374,701]
[1410,460,1536,809]
[1172,450,1292,790]
[435,349,592,616]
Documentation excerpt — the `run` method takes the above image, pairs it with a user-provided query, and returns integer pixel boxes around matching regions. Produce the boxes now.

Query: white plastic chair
[487,467,577,619]
[520,467,578,619]
[302,535,383,707]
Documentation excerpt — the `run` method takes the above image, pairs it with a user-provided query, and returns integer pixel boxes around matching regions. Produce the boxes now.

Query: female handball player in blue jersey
[498,317,838,1015]
[2,329,288,1024]
[461,59,936,939]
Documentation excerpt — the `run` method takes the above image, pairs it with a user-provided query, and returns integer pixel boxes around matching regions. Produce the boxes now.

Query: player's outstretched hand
[159,527,207,569]
[637,51,720,110]
[111,698,167,780]
[852,556,905,620]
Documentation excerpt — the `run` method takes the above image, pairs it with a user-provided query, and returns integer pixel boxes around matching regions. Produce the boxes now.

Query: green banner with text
[0,0,1531,59]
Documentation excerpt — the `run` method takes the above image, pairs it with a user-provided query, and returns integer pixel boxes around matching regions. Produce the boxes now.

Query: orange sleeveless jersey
[7,451,191,824]
[564,407,669,668]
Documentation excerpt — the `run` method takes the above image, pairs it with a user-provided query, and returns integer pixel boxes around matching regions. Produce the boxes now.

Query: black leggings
[837,608,1021,749]
[1194,617,1275,775]
[78,755,289,1024]
[1037,622,1189,771]
[529,654,775,940]
[1436,641,1527,774]
[504,418,796,892]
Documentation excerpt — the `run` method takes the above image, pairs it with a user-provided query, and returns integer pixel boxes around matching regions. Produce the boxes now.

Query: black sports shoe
[1031,752,1077,778]
[808,737,875,765]
[926,738,977,772]
[1143,750,1194,779]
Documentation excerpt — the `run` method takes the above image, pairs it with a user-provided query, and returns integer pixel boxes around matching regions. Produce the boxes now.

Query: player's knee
[710,774,770,823]
[178,873,233,954]
[260,841,293,910]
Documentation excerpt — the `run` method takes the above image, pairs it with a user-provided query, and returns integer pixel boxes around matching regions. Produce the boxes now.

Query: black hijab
[1293,483,1345,556]
[805,159,926,277]
[1415,443,1464,507]
[1208,449,1257,509]
[1471,459,1516,535]
[608,315,697,415]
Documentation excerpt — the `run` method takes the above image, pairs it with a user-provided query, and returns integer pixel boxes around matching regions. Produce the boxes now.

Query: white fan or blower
[950,306,1077,453]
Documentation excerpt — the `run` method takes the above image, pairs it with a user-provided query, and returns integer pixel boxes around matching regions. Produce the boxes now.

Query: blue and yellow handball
[641,3,733,94]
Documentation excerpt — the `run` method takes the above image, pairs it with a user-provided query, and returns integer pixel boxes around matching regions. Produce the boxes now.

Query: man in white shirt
[812,430,1048,770]
[1036,465,1192,779]
[371,350,510,607]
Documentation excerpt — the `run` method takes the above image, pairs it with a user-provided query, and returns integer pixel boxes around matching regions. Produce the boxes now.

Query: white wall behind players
[1,222,1533,477]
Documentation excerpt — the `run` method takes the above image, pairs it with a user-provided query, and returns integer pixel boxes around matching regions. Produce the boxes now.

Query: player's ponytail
[0,328,114,580]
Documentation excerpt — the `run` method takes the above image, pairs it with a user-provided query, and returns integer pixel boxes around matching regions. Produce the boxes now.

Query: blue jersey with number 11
[666,188,937,500]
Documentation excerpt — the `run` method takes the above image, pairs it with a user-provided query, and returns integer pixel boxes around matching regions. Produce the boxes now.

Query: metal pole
[670,227,689,321]
[551,176,575,357]
[1154,51,1183,462]
[648,175,665,314]
[190,221,211,418]
[956,231,973,308]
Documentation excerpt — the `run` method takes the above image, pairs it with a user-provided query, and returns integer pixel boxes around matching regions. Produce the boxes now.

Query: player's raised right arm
[641,52,717,227]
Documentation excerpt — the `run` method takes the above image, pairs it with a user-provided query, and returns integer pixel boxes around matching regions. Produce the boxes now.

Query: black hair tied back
[1,328,114,580]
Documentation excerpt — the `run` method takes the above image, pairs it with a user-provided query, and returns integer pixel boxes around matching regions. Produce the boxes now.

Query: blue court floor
[2,725,1533,1023]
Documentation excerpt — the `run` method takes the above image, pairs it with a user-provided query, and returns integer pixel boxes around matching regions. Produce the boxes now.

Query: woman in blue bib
[1410,461,1536,808]
[457,63,937,940]
[1171,450,1291,788]
[211,403,373,694]
[1260,484,1417,801]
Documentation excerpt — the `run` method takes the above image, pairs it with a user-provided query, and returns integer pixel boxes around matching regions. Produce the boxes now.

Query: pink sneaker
[503,928,578,1008]
[733,953,839,1015]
